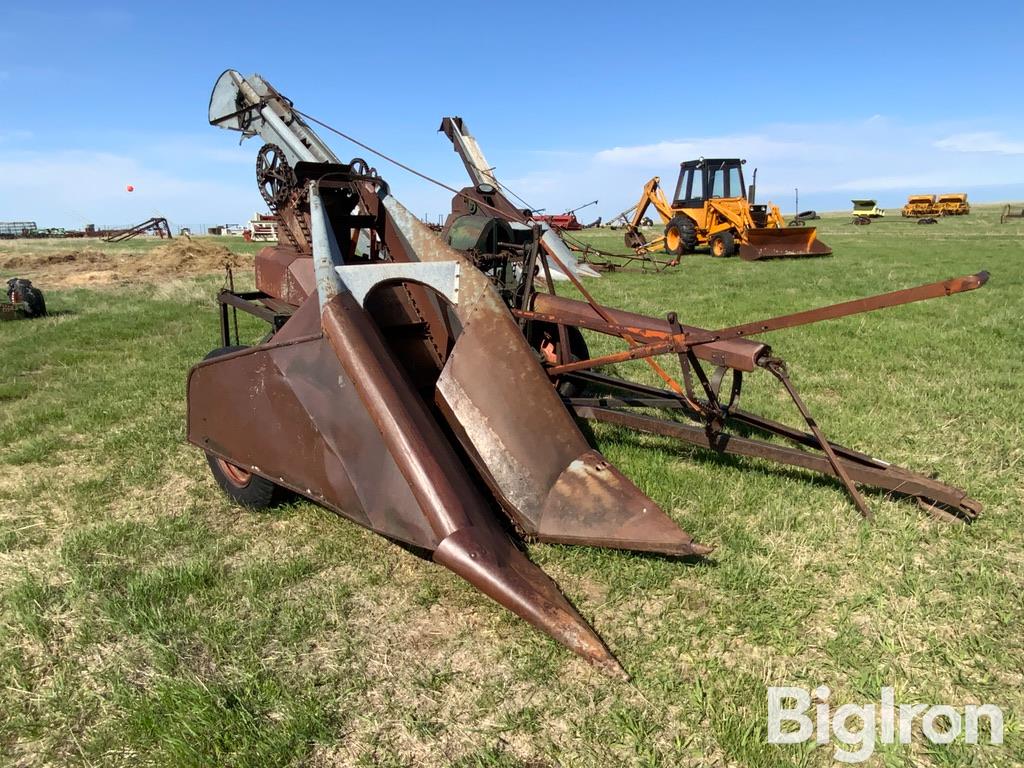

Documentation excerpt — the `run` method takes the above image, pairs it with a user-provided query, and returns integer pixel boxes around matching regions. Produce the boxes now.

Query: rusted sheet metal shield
[326,190,639,674]
[189,207,630,676]
[740,226,833,260]
[378,194,708,557]
[188,300,442,549]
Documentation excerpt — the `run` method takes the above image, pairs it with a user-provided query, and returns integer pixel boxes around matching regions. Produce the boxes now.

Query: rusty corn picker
[188,71,986,678]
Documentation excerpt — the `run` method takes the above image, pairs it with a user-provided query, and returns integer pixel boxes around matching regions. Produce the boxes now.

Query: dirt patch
[0,239,253,289]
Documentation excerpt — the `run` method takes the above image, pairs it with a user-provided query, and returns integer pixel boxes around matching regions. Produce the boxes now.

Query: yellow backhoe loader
[623,158,831,262]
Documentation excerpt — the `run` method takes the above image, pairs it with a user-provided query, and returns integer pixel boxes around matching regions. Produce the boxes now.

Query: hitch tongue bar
[696,272,989,344]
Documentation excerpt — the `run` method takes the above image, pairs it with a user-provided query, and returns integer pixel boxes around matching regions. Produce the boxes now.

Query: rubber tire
[527,323,590,398]
[709,231,736,258]
[21,284,47,317]
[664,216,697,257]
[6,279,46,318]
[202,346,286,509]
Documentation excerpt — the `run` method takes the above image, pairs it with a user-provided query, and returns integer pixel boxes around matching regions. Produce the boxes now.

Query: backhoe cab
[624,158,832,262]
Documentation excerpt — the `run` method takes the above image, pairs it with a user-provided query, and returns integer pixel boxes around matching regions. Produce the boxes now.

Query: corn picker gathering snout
[187,70,987,677]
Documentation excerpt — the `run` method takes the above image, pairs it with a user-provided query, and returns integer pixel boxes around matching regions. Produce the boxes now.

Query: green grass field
[1,206,1022,767]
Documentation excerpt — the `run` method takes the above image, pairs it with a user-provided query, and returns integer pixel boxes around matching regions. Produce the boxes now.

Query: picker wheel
[555,327,590,398]
[206,453,283,509]
[201,346,287,509]
[528,324,590,398]
[664,216,696,257]
[709,231,736,258]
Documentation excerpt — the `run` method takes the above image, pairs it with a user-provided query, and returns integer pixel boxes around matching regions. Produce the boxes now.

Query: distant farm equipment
[936,193,970,216]
[103,217,173,243]
[902,195,938,218]
[902,193,970,218]
[245,212,279,242]
[1000,204,1024,223]
[789,210,820,226]
[0,222,40,239]
[2,278,47,321]
[532,201,598,231]
[0,222,67,239]
[623,160,831,261]
[207,224,247,236]
[851,199,885,224]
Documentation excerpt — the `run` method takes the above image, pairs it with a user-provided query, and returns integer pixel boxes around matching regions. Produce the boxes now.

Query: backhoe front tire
[710,231,736,258]
[664,216,697,257]
[202,346,288,509]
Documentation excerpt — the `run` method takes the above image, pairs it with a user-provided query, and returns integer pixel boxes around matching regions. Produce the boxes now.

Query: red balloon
[126,184,135,192]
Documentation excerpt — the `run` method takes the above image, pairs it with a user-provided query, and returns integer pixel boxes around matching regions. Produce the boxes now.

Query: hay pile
[0,238,254,289]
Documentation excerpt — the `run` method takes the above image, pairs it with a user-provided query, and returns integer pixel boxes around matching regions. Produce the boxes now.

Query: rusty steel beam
[698,272,989,344]
[577,406,980,521]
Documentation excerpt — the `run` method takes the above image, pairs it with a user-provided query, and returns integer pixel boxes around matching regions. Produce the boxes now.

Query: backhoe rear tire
[664,216,697,257]
[710,231,736,258]
[202,346,288,509]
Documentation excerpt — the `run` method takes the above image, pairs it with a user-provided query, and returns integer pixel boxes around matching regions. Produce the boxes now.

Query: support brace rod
[576,406,980,521]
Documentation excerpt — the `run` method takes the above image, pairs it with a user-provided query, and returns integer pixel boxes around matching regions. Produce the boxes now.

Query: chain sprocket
[256,144,298,210]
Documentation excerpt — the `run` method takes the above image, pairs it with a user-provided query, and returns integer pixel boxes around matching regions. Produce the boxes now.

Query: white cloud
[4,118,1022,233]
[934,131,1024,155]
[832,173,953,191]
[484,117,1024,218]
[595,135,814,168]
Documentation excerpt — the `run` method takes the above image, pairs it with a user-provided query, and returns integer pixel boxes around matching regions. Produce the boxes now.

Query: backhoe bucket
[739,226,833,260]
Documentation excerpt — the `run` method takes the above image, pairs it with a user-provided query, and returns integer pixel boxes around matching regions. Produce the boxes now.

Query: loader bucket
[739,226,833,260]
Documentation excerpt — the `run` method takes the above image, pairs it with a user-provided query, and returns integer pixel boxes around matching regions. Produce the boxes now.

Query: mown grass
[0,206,1022,767]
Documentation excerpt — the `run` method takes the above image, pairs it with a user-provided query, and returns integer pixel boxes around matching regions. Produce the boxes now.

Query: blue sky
[1,1,1023,231]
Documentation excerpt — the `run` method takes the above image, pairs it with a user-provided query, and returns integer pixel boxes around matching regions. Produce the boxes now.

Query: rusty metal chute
[189,70,988,677]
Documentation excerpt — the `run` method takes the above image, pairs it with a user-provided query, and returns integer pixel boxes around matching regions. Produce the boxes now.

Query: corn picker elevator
[188,71,986,677]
